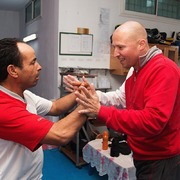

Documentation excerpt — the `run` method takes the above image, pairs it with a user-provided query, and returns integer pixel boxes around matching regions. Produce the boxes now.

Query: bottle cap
[104,131,108,135]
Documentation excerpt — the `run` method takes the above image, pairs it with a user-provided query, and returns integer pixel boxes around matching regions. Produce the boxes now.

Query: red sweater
[98,54,180,160]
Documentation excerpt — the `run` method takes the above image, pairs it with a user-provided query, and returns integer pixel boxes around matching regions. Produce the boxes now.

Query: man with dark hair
[0,38,87,179]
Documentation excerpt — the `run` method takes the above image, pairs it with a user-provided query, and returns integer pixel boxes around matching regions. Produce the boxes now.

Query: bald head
[111,21,150,69]
[113,21,148,42]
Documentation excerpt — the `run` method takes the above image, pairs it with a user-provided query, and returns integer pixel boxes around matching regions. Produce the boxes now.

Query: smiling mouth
[35,75,40,80]
[119,58,125,63]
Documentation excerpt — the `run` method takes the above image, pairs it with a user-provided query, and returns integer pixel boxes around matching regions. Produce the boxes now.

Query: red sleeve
[97,57,180,137]
[0,97,53,151]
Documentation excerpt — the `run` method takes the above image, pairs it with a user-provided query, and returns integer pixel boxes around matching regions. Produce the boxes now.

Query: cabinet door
[110,46,129,75]
[149,44,179,64]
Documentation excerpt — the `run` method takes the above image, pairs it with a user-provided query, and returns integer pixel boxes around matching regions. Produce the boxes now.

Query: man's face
[16,42,42,89]
[112,30,140,69]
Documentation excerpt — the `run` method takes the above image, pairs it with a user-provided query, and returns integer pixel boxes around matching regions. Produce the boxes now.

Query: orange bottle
[102,131,109,150]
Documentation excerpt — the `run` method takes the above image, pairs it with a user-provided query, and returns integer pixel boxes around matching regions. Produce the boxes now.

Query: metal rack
[59,70,96,167]
[59,68,110,167]
[59,125,90,167]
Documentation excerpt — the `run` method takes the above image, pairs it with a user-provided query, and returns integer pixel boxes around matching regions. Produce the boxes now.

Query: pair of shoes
[109,137,131,157]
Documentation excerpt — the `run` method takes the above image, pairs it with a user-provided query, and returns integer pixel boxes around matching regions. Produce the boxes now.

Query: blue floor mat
[43,148,108,180]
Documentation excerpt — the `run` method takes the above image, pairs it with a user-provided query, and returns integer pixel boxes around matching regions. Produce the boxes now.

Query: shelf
[88,118,106,127]
[59,124,90,167]
[60,145,86,167]
[58,68,108,167]
[60,72,97,78]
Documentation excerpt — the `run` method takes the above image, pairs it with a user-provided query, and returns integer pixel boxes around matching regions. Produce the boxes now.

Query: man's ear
[138,39,146,51]
[7,65,18,78]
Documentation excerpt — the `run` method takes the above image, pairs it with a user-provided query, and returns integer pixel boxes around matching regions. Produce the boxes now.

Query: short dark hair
[0,38,24,82]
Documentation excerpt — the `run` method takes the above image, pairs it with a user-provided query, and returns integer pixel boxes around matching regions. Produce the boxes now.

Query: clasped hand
[64,75,101,117]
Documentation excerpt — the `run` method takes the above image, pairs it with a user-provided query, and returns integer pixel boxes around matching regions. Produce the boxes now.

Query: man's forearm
[41,105,87,146]
[48,93,77,116]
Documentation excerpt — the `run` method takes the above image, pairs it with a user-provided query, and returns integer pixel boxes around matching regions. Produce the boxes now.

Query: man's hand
[63,75,80,92]
[75,84,101,118]
[64,75,90,92]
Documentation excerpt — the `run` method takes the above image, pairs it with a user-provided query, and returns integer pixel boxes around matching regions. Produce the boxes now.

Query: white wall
[1,0,180,95]
[0,1,60,100]
[58,0,180,69]
[58,0,116,69]
[58,0,180,90]
[0,10,19,39]
[21,0,60,99]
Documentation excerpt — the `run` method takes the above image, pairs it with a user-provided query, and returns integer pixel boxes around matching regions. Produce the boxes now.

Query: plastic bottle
[102,131,109,150]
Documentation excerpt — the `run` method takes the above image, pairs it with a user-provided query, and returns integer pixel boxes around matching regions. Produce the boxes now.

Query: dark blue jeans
[134,154,180,180]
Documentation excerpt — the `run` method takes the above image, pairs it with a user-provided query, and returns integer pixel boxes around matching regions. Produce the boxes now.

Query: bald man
[75,21,180,180]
